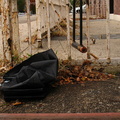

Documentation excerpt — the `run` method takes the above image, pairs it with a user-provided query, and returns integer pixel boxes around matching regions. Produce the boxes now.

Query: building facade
[114,0,120,15]
[110,0,120,21]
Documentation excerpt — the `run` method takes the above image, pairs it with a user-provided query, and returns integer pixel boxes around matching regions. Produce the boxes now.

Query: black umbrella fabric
[1,49,58,101]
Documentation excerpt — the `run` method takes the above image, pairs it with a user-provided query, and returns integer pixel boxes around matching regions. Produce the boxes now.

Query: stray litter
[0,49,58,101]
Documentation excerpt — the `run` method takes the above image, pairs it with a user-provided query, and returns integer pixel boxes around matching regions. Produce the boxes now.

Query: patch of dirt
[0,61,120,113]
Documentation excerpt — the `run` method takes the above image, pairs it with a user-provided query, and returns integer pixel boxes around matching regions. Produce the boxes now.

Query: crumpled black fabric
[1,49,58,101]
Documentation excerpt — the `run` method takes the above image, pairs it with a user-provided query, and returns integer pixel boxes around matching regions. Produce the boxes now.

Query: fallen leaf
[12,102,23,106]
[53,60,115,86]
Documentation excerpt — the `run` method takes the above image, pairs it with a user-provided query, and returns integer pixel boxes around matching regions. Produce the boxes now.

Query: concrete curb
[0,113,120,120]
[71,58,120,66]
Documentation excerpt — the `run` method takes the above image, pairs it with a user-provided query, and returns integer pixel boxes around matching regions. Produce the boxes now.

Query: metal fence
[0,0,69,64]
[0,0,120,65]
[71,0,120,65]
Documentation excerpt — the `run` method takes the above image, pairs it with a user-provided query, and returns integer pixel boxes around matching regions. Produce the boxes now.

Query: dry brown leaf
[74,66,80,71]
[86,66,93,72]
[12,102,23,106]
[54,60,115,86]
[76,77,80,82]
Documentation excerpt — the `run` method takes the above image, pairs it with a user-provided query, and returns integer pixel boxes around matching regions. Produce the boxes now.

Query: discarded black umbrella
[1,49,58,101]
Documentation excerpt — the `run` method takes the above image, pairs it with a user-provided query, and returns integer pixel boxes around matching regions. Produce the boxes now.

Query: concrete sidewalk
[0,113,120,120]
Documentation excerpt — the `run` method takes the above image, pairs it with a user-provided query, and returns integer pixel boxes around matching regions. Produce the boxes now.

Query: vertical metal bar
[106,0,110,60]
[80,0,83,45]
[26,0,32,55]
[91,0,94,15]
[66,0,71,59]
[1,0,12,62]
[103,0,106,18]
[86,0,91,59]
[10,0,20,63]
[36,0,42,48]
[100,0,102,18]
[96,0,100,18]
[95,0,97,16]
[89,0,91,15]
[73,0,76,42]
[59,0,62,20]
[46,0,51,49]
[102,0,105,18]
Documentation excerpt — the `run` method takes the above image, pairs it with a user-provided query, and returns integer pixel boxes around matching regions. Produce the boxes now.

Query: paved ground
[0,75,120,113]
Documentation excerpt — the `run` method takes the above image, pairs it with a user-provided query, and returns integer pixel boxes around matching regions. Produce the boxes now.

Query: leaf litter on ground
[0,59,115,87]
[53,60,115,86]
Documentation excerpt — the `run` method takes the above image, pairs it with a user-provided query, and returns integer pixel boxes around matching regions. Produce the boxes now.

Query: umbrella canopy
[1,49,58,101]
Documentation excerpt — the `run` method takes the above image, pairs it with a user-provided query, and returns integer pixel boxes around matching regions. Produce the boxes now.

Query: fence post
[1,0,12,62]
[10,0,20,63]
[0,0,1,14]
[66,0,71,59]
[106,0,110,60]
[36,0,42,48]
[46,0,51,49]
[26,0,32,54]
[91,0,94,15]
[103,0,106,18]
[96,0,100,18]
[100,0,102,18]
[86,2,91,59]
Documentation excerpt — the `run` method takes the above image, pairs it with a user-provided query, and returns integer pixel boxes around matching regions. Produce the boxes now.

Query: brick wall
[114,0,120,15]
